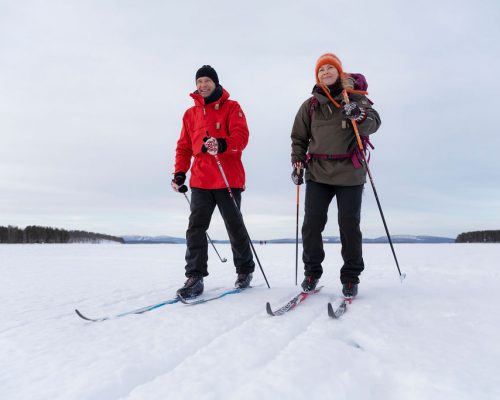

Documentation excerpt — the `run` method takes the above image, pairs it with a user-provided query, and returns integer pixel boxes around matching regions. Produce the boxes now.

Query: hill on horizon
[121,234,455,244]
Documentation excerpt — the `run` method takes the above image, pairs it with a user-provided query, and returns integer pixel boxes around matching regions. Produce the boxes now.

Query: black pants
[185,188,255,277]
[302,181,364,284]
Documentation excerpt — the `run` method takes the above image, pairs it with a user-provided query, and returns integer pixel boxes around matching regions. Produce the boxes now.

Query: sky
[1,0,500,240]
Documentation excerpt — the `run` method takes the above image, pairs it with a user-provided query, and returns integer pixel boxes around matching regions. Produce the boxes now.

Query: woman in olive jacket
[291,53,381,297]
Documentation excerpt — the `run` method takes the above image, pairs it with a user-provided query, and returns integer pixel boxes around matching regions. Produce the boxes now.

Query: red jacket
[174,88,249,189]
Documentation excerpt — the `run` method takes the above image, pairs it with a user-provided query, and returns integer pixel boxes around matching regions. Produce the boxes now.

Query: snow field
[1,243,499,400]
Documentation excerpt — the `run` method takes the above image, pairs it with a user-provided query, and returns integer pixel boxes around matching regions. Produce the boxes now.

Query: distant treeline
[456,230,500,243]
[0,225,124,244]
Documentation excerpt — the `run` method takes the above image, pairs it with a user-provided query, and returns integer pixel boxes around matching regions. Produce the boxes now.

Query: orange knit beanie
[315,53,343,84]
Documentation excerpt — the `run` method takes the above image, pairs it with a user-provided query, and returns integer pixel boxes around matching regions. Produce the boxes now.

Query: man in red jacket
[171,65,255,299]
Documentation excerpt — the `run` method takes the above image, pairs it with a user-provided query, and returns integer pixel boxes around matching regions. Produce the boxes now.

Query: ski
[178,287,247,305]
[75,297,180,322]
[266,286,323,316]
[327,297,353,319]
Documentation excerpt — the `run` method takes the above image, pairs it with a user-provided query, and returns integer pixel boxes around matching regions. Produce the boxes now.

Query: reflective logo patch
[238,112,243,118]
[215,122,221,129]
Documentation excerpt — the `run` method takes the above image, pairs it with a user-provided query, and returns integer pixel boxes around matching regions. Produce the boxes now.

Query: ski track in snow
[121,291,329,400]
[2,243,500,400]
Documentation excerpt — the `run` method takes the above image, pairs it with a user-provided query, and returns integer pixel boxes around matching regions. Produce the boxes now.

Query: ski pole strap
[361,135,375,151]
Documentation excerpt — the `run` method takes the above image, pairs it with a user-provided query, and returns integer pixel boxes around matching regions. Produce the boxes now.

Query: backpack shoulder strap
[308,96,319,119]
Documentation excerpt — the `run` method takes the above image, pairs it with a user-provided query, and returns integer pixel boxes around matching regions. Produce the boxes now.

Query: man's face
[196,77,216,98]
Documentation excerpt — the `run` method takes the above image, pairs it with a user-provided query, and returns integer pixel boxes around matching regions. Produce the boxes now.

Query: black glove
[171,171,188,193]
[291,162,304,185]
[201,137,227,155]
[173,171,185,185]
[342,102,366,122]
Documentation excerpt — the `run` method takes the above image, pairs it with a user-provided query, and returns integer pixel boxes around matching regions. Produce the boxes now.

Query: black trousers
[185,188,255,277]
[302,180,364,284]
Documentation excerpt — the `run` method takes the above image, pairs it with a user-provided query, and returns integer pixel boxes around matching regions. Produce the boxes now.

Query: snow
[1,243,499,400]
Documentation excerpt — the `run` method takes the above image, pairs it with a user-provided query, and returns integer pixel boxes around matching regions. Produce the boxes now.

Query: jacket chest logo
[215,122,221,130]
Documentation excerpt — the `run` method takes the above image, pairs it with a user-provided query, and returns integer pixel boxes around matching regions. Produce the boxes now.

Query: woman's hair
[341,74,355,90]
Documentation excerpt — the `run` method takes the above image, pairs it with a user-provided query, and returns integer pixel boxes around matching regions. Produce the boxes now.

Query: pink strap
[307,149,367,170]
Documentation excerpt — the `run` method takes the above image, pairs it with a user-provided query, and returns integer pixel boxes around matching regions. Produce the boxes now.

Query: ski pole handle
[341,90,365,152]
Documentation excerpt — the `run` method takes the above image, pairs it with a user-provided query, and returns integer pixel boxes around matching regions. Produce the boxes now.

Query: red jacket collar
[190,87,230,107]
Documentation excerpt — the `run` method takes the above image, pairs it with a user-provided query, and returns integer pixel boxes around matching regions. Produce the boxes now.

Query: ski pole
[295,166,300,286]
[213,154,271,288]
[339,89,405,282]
[182,192,227,263]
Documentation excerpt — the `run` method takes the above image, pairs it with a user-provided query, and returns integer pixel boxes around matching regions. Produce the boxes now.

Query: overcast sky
[1,0,499,240]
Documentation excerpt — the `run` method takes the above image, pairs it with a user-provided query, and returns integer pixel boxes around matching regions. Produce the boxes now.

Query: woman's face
[318,64,339,86]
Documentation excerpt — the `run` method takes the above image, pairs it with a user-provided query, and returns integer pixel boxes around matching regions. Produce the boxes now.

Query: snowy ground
[1,243,499,400]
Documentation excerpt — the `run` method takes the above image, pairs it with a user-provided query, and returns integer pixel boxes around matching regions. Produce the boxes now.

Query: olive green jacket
[291,90,381,186]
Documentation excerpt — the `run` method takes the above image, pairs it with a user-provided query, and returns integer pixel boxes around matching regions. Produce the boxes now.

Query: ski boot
[176,276,204,299]
[342,282,358,298]
[235,273,253,289]
[301,276,320,292]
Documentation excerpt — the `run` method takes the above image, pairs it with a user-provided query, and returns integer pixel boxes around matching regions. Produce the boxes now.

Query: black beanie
[195,65,219,86]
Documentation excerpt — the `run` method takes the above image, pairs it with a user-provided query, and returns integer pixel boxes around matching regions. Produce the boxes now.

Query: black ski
[327,297,353,319]
[266,286,323,316]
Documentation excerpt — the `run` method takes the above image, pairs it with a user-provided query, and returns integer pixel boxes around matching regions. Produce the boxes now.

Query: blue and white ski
[178,287,247,305]
[75,297,179,322]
